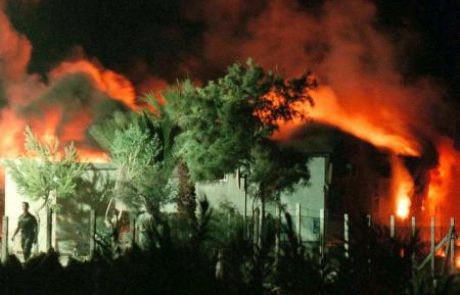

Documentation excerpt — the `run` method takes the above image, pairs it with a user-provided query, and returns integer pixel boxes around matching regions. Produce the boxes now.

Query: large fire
[425,138,460,223]
[273,81,460,226]
[259,0,459,228]
[274,86,422,157]
[0,6,137,163]
[0,59,136,162]
[274,81,459,225]
[1,0,459,231]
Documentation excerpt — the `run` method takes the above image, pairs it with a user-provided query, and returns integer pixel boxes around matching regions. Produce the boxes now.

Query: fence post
[1,216,8,263]
[450,217,455,274]
[410,215,416,276]
[367,214,372,274]
[130,216,136,247]
[411,216,416,238]
[319,209,325,256]
[89,209,96,259]
[253,208,260,247]
[46,207,53,251]
[431,216,436,278]
[275,204,281,254]
[260,199,265,242]
[296,203,301,242]
[344,213,349,258]
[390,215,395,238]
[275,204,281,265]
[243,177,248,238]
[227,212,232,239]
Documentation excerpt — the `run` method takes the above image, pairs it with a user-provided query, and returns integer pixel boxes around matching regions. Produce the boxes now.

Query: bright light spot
[396,197,410,219]
[391,157,413,220]
[456,256,460,269]
[436,248,446,258]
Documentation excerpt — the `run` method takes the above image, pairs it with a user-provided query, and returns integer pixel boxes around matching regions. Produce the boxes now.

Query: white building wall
[196,156,328,242]
[4,157,329,256]
[4,164,116,257]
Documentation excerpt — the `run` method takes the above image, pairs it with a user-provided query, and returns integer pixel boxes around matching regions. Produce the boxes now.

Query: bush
[1,209,460,295]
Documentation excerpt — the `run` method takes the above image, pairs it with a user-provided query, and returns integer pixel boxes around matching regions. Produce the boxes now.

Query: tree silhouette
[3,126,87,211]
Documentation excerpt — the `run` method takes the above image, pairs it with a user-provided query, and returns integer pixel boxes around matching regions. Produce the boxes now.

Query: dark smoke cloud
[2,0,460,145]
[0,2,130,154]
[22,73,126,123]
[1,0,460,143]
[5,0,204,82]
[4,0,460,94]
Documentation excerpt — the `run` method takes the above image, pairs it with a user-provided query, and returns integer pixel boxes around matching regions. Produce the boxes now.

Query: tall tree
[164,60,315,201]
[91,60,315,221]
[90,107,178,214]
[3,126,87,210]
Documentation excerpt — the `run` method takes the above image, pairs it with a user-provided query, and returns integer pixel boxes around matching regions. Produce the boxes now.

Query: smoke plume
[0,3,135,159]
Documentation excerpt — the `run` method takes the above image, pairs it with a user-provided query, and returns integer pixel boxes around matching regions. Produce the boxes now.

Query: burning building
[0,0,460,254]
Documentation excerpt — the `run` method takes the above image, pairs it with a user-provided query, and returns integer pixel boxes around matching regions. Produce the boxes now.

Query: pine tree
[3,126,87,210]
[90,60,315,221]
[90,107,178,214]
[165,59,315,200]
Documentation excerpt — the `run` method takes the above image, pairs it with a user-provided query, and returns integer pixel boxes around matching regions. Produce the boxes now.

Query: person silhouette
[12,202,38,261]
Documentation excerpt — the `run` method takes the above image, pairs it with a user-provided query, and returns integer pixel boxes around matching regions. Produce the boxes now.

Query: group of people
[105,202,156,253]
[8,200,156,262]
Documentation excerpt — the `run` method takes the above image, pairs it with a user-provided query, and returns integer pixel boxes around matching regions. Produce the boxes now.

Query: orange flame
[2,0,460,233]
[456,256,460,269]
[0,7,32,81]
[425,138,460,224]
[0,58,137,163]
[0,7,139,163]
[275,86,421,156]
[272,85,421,222]
[396,198,411,220]
[436,248,446,258]
[391,157,413,219]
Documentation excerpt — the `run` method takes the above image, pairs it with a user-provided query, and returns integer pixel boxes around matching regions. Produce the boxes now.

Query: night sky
[5,0,460,97]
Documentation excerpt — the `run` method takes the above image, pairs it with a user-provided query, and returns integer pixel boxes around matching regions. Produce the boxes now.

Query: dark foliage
[1,210,460,295]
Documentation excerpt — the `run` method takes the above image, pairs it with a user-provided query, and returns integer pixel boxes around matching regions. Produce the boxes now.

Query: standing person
[105,205,123,256]
[136,203,156,251]
[12,202,38,261]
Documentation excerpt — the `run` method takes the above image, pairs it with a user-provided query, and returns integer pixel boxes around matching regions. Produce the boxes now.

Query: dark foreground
[1,212,459,295]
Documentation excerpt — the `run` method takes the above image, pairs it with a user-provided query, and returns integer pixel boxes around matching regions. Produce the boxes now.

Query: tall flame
[425,138,460,224]
[390,156,413,220]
